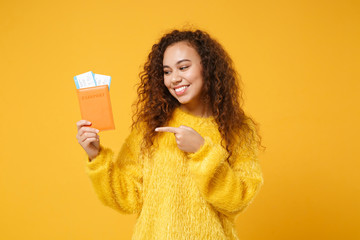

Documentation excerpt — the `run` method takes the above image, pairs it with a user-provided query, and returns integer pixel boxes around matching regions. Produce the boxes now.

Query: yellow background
[1,0,359,239]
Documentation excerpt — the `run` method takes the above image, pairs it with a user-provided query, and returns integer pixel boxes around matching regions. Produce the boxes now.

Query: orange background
[1,0,359,239]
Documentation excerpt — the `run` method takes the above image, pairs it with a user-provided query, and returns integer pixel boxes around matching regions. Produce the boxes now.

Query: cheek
[164,79,175,94]
[163,77,170,88]
[189,73,203,87]
[186,68,203,84]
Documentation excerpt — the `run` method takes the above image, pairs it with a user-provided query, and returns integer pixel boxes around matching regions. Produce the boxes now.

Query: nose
[171,71,182,84]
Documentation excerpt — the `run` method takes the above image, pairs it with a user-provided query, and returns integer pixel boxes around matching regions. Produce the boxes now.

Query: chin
[175,97,190,105]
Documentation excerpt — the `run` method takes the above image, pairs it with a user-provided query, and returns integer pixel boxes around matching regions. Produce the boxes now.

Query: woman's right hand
[76,120,100,160]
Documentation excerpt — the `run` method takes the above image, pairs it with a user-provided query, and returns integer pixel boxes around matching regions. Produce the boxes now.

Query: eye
[180,66,189,70]
[163,70,171,75]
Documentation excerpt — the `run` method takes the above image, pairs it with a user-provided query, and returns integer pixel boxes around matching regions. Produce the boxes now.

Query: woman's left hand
[155,125,204,153]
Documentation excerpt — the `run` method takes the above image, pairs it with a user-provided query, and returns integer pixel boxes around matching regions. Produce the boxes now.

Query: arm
[85,127,143,215]
[186,135,263,217]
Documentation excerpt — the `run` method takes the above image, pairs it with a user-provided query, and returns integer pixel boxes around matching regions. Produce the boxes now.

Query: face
[163,41,204,108]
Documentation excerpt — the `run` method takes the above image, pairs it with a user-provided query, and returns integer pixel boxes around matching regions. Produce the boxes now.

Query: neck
[180,103,212,118]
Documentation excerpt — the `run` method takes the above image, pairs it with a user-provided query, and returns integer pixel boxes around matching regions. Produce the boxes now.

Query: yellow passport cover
[76,85,115,131]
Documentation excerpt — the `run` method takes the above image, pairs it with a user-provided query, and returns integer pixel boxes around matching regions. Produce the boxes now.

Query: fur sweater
[86,107,263,239]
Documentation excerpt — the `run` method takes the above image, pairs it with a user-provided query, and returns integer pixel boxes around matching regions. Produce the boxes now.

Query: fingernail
[96,129,99,133]
[155,128,158,131]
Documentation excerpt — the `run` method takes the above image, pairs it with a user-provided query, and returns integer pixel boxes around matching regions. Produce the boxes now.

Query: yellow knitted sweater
[86,107,263,240]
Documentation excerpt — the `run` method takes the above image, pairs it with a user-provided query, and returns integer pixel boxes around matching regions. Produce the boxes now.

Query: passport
[76,85,115,131]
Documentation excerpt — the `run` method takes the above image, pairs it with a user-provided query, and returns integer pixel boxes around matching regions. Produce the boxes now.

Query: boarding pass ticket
[74,71,111,90]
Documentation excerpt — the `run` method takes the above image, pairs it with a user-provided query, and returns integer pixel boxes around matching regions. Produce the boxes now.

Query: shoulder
[126,121,146,149]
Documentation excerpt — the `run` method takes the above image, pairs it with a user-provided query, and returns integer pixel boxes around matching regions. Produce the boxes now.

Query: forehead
[163,41,200,65]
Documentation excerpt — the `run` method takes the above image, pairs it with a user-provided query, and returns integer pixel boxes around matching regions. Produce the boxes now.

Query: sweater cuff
[86,146,113,171]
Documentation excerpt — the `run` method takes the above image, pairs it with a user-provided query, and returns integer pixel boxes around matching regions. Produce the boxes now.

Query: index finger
[155,127,179,134]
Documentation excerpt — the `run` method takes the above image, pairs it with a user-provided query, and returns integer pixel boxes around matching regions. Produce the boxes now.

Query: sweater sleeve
[85,126,143,215]
[186,130,263,217]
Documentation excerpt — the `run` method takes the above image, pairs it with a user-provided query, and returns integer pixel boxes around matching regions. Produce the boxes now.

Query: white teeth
[175,86,188,92]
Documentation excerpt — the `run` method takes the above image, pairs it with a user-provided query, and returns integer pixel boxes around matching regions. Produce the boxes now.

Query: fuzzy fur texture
[86,107,263,240]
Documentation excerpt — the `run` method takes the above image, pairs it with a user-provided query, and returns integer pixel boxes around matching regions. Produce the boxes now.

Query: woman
[76,29,264,239]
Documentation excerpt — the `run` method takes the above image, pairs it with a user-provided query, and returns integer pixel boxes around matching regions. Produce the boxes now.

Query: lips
[174,85,189,96]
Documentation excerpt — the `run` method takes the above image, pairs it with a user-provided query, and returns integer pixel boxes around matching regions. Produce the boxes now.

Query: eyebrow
[163,59,191,68]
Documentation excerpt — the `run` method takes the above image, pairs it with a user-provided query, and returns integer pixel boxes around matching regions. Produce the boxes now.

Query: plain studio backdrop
[0,0,359,239]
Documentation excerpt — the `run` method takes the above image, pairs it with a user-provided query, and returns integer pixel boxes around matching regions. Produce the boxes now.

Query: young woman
[76,29,264,240]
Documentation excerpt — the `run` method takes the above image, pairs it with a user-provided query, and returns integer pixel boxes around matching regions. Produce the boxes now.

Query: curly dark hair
[132,29,264,160]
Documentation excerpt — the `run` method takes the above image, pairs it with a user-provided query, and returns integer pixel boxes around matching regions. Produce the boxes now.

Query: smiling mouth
[174,85,189,96]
